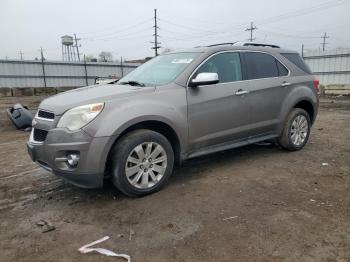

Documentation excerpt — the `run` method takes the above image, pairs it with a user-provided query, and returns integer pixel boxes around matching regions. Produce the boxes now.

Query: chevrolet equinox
[27,43,319,196]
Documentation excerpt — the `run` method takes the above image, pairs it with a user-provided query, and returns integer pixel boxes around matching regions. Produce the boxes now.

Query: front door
[187,52,251,152]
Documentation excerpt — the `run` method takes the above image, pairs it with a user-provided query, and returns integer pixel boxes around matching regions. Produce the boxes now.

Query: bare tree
[84,54,97,62]
[98,51,113,62]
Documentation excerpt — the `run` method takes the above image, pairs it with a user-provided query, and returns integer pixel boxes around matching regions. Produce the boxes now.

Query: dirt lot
[0,96,349,262]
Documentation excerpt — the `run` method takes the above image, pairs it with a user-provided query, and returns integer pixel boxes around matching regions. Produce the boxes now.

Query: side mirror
[189,72,219,87]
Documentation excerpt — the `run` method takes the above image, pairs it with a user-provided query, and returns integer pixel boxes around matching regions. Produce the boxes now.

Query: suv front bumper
[27,127,112,188]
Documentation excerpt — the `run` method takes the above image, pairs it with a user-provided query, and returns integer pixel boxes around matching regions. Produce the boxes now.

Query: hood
[39,84,156,115]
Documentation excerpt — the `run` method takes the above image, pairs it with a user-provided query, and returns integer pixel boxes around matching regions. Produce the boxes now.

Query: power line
[151,9,161,56]
[77,0,349,49]
[85,27,152,41]
[321,32,330,51]
[258,28,320,39]
[79,18,153,37]
[257,0,349,26]
[157,0,349,41]
[157,17,219,34]
[245,22,257,42]
[168,0,350,31]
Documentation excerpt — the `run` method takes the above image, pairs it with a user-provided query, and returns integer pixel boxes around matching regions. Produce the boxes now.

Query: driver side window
[195,52,242,83]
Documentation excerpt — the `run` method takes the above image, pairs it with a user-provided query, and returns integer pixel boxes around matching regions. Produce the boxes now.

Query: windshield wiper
[119,80,145,87]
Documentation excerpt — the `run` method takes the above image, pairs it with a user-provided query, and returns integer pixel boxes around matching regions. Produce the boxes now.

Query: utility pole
[120,56,124,77]
[19,51,23,60]
[321,32,329,51]
[301,44,304,58]
[40,47,47,93]
[245,22,257,42]
[74,33,81,61]
[83,55,88,86]
[151,9,161,56]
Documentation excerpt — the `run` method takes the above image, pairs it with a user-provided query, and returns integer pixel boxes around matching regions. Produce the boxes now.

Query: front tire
[110,129,174,197]
[277,108,311,151]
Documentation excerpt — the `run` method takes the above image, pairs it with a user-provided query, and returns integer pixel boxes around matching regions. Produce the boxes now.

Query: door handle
[281,82,291,87]
[235,89,248,96]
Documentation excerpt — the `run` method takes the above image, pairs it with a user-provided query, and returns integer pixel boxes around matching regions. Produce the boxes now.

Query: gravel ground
[0,95,349,262]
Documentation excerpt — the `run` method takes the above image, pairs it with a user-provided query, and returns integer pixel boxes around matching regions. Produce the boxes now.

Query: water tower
[61,35,77,61]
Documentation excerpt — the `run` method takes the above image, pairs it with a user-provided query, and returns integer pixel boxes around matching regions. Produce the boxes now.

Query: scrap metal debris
[129,228,135,241]
[78,236,130,262]
[223,216,238,221]
[6,103,33,130]
[36,219,56,233]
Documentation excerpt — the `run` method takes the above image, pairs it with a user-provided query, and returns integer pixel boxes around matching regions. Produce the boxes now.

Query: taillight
[313,79,320,95]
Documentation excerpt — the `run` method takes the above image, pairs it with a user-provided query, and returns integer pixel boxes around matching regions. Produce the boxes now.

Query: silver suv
[27,43,319,196]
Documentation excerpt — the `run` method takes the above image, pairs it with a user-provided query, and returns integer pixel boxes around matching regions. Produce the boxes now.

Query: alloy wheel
[125,142,168,189]
[290,115,309,146]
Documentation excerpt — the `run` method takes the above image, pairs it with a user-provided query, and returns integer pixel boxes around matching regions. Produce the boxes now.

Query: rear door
[241,51,290,136]
[187,51,251,151]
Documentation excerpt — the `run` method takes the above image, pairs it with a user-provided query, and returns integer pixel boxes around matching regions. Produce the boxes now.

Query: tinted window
[281,53,312,74]
[245,52,279,79]
[276,60,289,76]
[195,52,242,83]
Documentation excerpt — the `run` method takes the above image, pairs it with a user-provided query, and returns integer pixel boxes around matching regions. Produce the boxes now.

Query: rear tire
[277,108,311,151]
[110,129,174,197]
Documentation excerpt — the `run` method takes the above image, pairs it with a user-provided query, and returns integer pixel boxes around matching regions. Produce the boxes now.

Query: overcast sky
[1,0,350,61]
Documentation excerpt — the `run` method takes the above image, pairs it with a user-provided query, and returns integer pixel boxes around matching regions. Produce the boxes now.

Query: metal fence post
[40,47,47,94]
[120,56,124,77]
[84,55,88,86]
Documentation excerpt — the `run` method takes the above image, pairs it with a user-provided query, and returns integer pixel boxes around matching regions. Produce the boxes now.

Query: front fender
[82,86,188,154]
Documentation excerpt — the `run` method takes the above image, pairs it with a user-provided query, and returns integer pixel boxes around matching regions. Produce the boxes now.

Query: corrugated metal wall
[2,51,349,88]
[303,49,350,86]
[0,59,139,88]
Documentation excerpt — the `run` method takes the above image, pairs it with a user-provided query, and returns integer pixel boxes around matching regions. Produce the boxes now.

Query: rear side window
[276,60,289,76]
[195,52,242,83]
[244,52,279,79]
[281,53,312,74]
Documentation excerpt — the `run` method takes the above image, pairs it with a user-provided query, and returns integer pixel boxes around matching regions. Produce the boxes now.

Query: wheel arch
[293,99,316,125]
[104,119,182,176]
[279,83,318,129]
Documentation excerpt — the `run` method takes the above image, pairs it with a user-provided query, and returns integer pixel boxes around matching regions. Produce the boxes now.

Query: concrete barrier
[324,85,350,95]
[12,87,35,96]
[0,88,13,97]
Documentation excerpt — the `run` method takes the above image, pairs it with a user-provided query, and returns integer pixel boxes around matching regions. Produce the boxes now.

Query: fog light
[67,154,80,167]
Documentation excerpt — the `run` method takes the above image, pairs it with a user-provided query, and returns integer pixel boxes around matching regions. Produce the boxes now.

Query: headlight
[57,103,104,131]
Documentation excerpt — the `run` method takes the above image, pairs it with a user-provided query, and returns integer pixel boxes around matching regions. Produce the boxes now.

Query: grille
[33,128,48,142]
[38,110,55,120]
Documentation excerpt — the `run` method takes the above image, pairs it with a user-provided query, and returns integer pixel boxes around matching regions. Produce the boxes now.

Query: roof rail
[206,42,236,47]
[195,42,280,49]
[234,42,280,48]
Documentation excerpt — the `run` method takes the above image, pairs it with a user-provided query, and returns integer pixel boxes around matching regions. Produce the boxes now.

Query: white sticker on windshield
[171,58,193,64]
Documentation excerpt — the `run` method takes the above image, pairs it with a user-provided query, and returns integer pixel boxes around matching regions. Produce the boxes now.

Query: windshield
[118,52,199,86]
